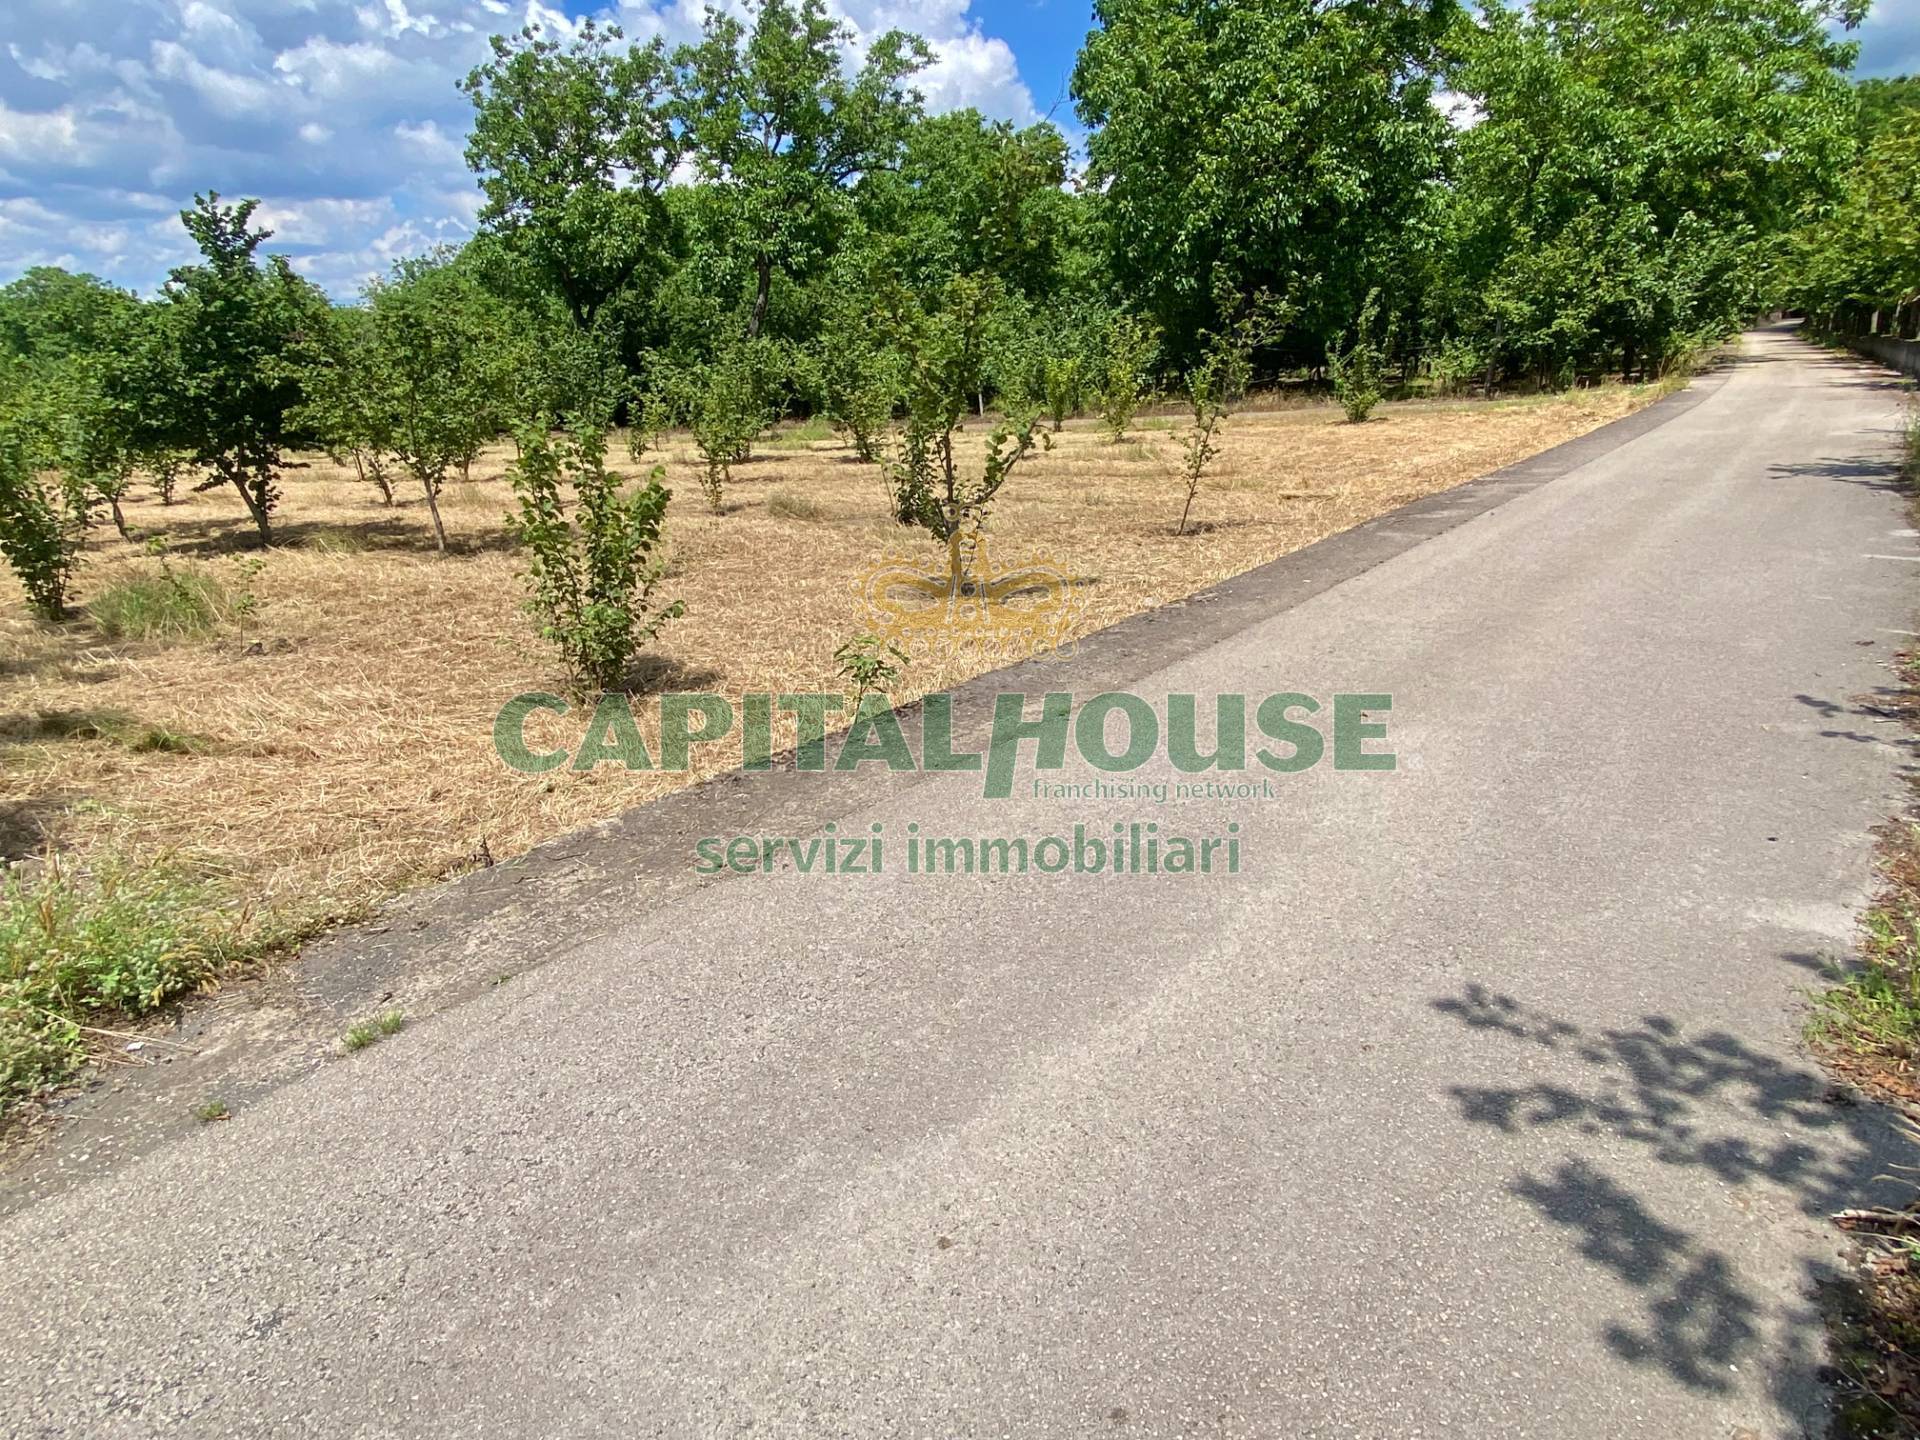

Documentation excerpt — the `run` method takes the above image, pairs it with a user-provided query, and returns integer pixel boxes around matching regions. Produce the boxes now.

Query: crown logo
[860,530,1082,660]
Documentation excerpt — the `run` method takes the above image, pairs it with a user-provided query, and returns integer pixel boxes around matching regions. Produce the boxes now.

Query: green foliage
[145,449,196,507]
[1042,355,1083,431]
[833,633,909,713]
[297,308,397,506]
[871,110,1082,301]
[1426,336,1488,397]
[1444,0,1862,384]
[1175,288,1289,532]
[0,269,138,368]
[670,341,778,513]
[1855,74,1920,145]
[506,425,683,693]
[0,856,261,1106]
[674,0,930,340]
[363,255,512,551]
[1073,0,1453,366]
[160,194,331,546]
[0,408,85,620]
[817,266,902,462]
[1329,289,1386,423]
[461,21,680,332]
[508,311,637,436]
[1097,313,1157,442]
[1787,92,1920,330]
[881,275,1047,550]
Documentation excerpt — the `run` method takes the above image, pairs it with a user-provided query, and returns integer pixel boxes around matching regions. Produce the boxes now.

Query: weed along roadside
[1800,392,1920,1438]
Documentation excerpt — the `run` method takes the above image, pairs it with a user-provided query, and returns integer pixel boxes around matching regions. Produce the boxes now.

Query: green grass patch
[90,566,236,642]
[304,528,368,555]
[0,857,270,1107]
[766,488,826,521]
[342,1008,405,1053]
[762,416,834,449]
[1811,946,1920,1064]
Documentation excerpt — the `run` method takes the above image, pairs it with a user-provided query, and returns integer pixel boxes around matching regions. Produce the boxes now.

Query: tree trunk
[109,496,129,540]
[422,479,448,554]
[230,473,271,547]
[744,255,773,341]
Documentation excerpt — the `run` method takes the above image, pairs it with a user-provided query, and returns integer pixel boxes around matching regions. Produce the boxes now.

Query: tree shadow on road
[1429,982,1909,1409]
[1766,455,1906,494]
[1792,690,1920,766]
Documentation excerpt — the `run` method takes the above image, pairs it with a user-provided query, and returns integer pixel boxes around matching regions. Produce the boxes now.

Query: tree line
[0,0,1900,689]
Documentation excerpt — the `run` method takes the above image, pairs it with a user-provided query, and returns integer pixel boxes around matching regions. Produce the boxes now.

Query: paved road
[2,327,1916,1438]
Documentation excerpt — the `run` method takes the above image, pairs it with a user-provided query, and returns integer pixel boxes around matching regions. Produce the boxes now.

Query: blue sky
[0,0,1914,301]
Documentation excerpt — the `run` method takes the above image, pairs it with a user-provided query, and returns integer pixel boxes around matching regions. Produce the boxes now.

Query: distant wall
[1846,333,1920,381]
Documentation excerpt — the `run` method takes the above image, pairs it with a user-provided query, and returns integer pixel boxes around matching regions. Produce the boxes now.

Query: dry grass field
[0,385,1662,934]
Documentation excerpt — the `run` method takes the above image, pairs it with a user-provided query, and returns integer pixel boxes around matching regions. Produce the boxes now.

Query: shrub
[677,343,777,513]
[833,633,908,714]
[144,449,196,506]
[0,425,85,620]
[1330,289,1386,423]
[1427,336,1486,397]
[818,324,899,463]
[364,257,512,551]
[0,856,260,1105]
[1043,355,1083,431]
[881,276,1047,562]
[1097,313,1157,442]
[163,194,335,547]
[507,425,683,694]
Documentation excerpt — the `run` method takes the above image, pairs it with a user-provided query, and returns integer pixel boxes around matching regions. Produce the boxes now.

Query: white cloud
[913,32,1037,124]
[0,101,91,166]
[151,40,281,118]
[272,37,406,102]
[395,118,463,165]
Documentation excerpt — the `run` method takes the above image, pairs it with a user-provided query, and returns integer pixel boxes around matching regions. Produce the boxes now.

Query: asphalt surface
[2,326,1916,1438]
